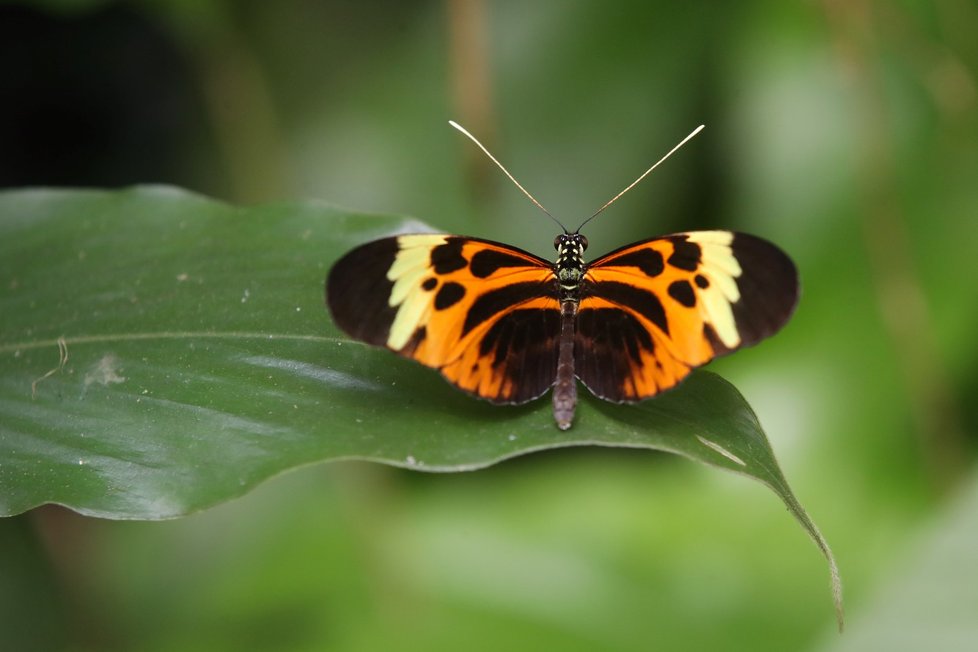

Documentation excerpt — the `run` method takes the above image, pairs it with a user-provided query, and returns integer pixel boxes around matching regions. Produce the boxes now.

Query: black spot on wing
[586,280,669,335]
[477,308,561,403]
[422,277,437,291]
[605,248,664,277]
[434,282,465,310]
[668,280,696,307]
[430,238,467,274]
[667,236,702,271]
[463,281,553,336]
[574,307,655,402]
[694,274,709,289]
[326,237,400,346]
[470,247,542,278]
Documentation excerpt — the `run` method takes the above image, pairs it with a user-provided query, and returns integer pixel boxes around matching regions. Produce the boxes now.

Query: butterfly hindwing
[327,235,561,404]
[576,230,798,402]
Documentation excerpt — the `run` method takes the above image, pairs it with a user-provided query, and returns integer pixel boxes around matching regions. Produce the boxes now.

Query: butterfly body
[326,229,798,430]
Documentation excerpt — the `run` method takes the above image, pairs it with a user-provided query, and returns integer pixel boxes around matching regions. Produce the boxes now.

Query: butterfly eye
[579,235,588,250]
[553,235,562,250]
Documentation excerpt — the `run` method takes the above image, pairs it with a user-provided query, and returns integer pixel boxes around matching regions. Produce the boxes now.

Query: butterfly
[326,124,799,430]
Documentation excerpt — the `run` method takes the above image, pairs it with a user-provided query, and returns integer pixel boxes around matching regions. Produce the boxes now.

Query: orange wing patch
[327,235,561,404]
[577,231,797,402]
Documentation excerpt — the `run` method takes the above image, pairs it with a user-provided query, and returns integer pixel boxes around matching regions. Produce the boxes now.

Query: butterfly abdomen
[552,300,579,430]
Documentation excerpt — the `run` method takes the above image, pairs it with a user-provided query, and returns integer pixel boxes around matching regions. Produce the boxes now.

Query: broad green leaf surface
[0,187,840,618]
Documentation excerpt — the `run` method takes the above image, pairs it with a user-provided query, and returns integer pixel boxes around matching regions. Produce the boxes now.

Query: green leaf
[0,187,841,623]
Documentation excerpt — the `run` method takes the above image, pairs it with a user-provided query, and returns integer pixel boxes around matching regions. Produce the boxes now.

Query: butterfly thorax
[554,233,588,303]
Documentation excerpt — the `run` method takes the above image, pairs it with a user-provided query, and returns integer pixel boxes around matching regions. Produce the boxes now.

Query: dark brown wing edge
[717,232,800,353]
[326,237,402,346]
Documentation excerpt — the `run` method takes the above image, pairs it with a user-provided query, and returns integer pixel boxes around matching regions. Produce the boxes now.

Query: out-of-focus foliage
[1,0,976,650]
[815,473,978,652]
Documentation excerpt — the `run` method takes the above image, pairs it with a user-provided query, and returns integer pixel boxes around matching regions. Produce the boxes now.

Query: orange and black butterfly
[326,124,798,430]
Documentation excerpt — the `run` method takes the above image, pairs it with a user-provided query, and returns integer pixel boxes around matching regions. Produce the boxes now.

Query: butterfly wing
[327,234,561,404]
[577,230,798,402]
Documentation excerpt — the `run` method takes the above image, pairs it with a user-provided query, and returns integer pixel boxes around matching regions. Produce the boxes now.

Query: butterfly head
[554,234,589,294]
[554,232,588,254]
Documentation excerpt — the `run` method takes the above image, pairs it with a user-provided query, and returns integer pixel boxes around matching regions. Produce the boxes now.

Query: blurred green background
[2,0,977,650]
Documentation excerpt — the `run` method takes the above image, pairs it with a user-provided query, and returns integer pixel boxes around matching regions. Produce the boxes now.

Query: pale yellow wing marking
[386,234,449,349]
[685,231,742,349]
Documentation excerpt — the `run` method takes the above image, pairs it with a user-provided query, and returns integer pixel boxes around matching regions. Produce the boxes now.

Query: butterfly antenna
[575,124,705,233]
[449,120,569,233]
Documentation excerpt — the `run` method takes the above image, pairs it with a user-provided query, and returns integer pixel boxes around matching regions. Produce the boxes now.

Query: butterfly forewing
[327,235,561,404]
[576,231,798,403]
